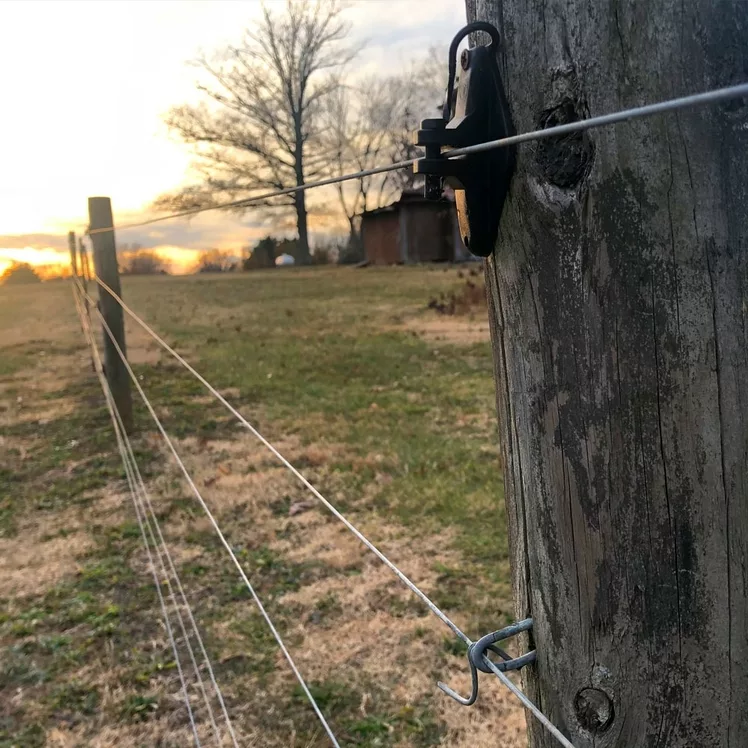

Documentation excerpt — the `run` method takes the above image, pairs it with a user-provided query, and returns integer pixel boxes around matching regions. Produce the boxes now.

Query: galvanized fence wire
[74,287,231,744]
[74,282,239,746]
[70,285,203,747]
[109,398,239,747]
[92,275,468,642]
[88,278,576,748]
[85,81,748,236]
[77,285,342,748]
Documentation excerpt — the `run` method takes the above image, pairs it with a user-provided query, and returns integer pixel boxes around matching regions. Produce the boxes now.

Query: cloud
[112,209,288,252]
[0,0,459,244]
[0,234,68,251]
[346,0,464,77]
[109,186,349,253]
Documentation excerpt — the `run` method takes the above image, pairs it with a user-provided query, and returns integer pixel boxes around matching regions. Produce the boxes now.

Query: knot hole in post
[574,687,614,733]
[534,97,594,188]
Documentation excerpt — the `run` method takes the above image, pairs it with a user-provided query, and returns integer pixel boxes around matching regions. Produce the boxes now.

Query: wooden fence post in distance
[67,231,78,278]
[78,236,91,314]
[467,0,748,745]
[88,196,133,433]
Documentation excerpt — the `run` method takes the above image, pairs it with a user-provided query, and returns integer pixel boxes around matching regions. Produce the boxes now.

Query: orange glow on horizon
[0,244,221,279]
[0,248,68,278]
[121,246,206,275]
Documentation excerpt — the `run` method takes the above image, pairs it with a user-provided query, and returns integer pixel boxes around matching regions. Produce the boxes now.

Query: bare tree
[383,47,448,194]
[156,0,355,264]
[0,262,41,285]
[322,46,449,246]
[196,249,237,273]
[323,77,403,242]
[120,251,167,276]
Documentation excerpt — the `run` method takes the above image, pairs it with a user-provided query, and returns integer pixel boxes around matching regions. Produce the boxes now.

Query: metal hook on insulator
[443,21,501,120]
[438,618,536,706]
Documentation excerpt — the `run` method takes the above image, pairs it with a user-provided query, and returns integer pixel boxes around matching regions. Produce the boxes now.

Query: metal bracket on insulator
[413,21,516,257]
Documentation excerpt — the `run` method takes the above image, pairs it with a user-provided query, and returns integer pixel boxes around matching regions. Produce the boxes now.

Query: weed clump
[427,266,485,316]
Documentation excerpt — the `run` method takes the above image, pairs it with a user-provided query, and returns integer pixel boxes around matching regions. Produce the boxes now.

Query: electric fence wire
[87,279,576,748]
[85,81,748,236]
[77,285,343,748]
[70,285,203,747]
[73,281,239,746]
[110,392,239,747]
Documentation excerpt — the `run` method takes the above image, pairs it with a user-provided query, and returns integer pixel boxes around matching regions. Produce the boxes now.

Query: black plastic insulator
[412,22,516,257]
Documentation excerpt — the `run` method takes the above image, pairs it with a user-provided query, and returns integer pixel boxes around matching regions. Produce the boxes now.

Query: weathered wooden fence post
[70,233,96,373]
[78,237,91,283]
[466,0,748,745]
[67,231,78,279]
[88,197,133,433]
[77,236,91,316]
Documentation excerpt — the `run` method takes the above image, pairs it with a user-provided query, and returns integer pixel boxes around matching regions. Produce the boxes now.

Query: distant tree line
[120,250,168,275]
[115,235,348,276]
[0,262,42,285]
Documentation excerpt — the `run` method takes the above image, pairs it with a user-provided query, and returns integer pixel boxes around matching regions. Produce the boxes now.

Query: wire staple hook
[438,618,536,706]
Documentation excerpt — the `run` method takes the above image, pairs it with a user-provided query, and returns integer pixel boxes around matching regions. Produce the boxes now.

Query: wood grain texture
[465,1,748,745]
[89,197,133,433]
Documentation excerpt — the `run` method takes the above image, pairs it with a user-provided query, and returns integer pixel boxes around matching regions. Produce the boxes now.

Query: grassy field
[0,266,525,747]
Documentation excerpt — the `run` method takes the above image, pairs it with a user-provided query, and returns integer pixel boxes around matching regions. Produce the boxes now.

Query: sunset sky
[0,0,465,275]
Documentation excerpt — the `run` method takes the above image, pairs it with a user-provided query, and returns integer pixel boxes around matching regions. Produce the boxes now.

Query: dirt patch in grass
[45,720,251,748]
[8,399,77,427]
[0,531,94,599]
[0,349,82,429]
[403,316,491,345]
[279,520,364,571]
[2,275,524,747]
[437,679,527,748]
[0,309,117,596]
[125,320,163,366]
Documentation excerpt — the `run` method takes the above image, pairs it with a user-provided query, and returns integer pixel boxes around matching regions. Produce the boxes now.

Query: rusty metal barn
[361,189,470,265]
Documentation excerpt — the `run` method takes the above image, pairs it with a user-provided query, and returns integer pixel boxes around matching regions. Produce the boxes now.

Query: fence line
[107,381,238,747]
[84,279,576,748]
[67,73,748,748]
[74,279,240,746]
[93,275,469,643]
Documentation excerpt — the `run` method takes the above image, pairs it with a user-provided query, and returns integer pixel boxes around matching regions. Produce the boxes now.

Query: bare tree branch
[320,47,448,245]
[155,0,355,263]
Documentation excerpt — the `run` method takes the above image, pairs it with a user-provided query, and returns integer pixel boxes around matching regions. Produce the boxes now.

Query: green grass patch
[0,268,509,746]
[117,269,507,577]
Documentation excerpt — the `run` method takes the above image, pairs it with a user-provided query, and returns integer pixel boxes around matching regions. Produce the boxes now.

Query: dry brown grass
[0,292,100,599]
[0,530,94,600]
[148,425,526,747]
[403,316,491,345]
[1,275,525,747]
